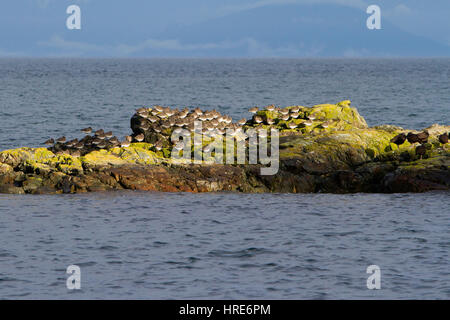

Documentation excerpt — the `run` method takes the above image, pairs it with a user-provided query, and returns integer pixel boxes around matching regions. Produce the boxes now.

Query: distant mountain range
[154,4,450,57]
[1,3,449,57]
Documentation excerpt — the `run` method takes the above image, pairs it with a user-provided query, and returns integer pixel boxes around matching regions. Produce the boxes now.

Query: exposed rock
[1,101,449,194]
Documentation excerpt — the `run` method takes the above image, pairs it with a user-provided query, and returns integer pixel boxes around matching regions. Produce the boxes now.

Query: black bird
[390,133,406,150]
[407,132,420,145]
[415,144,427,159]
[417,130,429,144]
[439,132,448,149]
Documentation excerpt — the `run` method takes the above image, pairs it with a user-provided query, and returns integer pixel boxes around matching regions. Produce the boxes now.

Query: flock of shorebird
[130,104,331,152]
[43,127,133,156]
[390,130,448,158]
[43,104,322,155]
[132,104,326,138]
[42,104,448,158]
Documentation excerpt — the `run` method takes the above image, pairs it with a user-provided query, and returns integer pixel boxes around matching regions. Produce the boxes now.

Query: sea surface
[0,58,449,299]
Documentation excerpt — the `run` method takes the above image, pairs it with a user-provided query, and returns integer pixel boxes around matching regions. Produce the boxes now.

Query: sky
[0,0,449,57]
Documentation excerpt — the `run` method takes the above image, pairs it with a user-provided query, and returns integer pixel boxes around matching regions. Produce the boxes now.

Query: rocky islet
[0,100,449,194]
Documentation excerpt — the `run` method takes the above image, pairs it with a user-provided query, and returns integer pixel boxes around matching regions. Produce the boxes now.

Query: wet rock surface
[1,101,449,194]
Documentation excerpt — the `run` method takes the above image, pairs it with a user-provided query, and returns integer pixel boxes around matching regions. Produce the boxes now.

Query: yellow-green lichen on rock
[0,101,449,194]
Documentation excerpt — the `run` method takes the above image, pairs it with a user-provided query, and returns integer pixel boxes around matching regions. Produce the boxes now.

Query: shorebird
[321,121,331,128]
[266,105,275,111]
[148,116,158,123]
[66,139,78,148]
[280,114,290,121]
[97,133,106,140]
[97,141,107,149]
[438,132,448,148]
[135,134,145,142]
[290,106,300,113]
[109,136,119,144]
[94,129,104,136]
[390,133,407,150]
[279,108,289,116]
[81,127,92,134]
[154,105,164,112]
[125,135,133,143]
[407,132,420,145]
[74,142,84,149]
[237,118,246,126]
[105,131,113,139]
[303,120,313,126]
[287,121,297,129]
[254,115,263,124]
[415,144,426,159]
[56,136,66,143]
[266,118,275,125]
[290,112,299,119]
[249,107,258,114]
[153,140,163,151]
[417,130,429,144]
[308,114,316,121]
[44,138,55,145]
[120,140,131,148]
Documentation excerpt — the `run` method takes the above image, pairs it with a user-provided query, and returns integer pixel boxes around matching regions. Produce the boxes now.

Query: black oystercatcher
[407,132,420,145]
[415,144,427,159]
[390,133,406,150]
[438,132,448,145]
[417,130,429,144]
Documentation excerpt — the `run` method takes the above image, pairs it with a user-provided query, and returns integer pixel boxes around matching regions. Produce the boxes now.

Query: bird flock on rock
[43,127,133,156]
[390,130,448,159]
[132,104,326,145]
[42,105,448,158]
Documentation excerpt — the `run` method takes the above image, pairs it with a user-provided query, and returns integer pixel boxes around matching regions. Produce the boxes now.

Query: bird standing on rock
[406,132,420,146]
[81,127,92,134]
[417,130,429,144]
[134,134,145,142]
[415,144,427,159]
[390,133,406,150]
[439,132,448,149]
[249,107,258,114]
[44,138,55,146]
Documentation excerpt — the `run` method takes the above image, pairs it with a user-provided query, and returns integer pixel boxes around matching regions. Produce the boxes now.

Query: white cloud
[37,35,325,57]
[385,4,413,18]
[0,48,25,57]
[37,35,107,54]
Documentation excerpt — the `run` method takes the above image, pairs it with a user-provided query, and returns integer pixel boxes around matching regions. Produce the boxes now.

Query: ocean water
[0,58,449,299]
